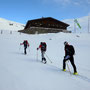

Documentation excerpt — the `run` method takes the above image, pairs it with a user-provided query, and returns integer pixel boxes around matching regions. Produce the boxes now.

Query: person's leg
[70,56,77,73]
[41,51,46,63]
[63,55,70,70]
[63,59,67,70]
[41,51,44,61]
[24,47,27,54]
[43,51,47,63]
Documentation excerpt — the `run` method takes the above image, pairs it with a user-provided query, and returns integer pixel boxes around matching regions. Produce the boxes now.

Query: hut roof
[25,17,69,29]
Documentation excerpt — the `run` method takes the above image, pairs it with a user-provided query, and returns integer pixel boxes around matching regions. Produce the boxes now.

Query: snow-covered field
[0,31,90,90]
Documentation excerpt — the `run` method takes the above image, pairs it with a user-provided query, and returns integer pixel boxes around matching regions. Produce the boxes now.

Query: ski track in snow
[77,75,90,83]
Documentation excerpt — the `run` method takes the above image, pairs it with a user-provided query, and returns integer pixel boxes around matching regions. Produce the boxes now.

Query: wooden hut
[18,17,70,34]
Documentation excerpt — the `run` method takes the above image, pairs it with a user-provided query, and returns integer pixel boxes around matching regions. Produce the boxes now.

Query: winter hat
[64,41,68,45]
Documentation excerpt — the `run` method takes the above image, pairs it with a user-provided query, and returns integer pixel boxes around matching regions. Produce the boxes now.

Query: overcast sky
[0,0,90,24]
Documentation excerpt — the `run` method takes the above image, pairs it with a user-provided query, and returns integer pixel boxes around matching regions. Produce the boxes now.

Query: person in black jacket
[63,41,78,75]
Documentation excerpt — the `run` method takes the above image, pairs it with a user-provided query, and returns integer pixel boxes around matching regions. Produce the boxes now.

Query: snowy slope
[63,16,90,33]
[0,18,25,31]
[0,31,90,90]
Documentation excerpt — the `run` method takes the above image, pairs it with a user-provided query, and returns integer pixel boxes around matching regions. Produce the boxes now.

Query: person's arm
[20,42,24,45]
[37,45,41,50]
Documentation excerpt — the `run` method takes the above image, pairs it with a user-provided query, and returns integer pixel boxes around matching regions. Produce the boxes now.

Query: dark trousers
[24,47,27,54]
[63,55,77,73]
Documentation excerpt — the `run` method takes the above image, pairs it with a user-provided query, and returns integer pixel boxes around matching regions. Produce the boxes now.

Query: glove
[64,55,70,60]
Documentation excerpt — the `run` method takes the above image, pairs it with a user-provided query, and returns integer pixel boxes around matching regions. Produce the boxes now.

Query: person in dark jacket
[20,40,29,54]
[63,41,78,75]
[37,42,47,64]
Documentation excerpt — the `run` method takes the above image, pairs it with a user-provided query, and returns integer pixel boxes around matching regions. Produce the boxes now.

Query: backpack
[69,45,75,55]
[41,42,47,51]
[23,40,28,48]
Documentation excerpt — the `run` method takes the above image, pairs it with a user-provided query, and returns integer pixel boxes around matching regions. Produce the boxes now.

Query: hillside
[0,31,90,90]
[63,16,89,33]
[0,18,25,31]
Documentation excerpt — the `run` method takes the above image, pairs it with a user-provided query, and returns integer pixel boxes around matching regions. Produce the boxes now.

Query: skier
[37,42,47,64]
[63,41,78,75]
[20,40,29,54]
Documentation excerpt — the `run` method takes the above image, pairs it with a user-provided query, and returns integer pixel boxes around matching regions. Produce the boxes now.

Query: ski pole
[66,60,72,75]
[19,45,21,51]
[45,53,52,63]
[36,50,38,61]
[28,47,30,52]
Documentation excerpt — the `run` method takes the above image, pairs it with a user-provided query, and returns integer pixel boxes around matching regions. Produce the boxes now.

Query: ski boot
[62,69,66,71]
[73,72,78,75]
[42,58,47,64]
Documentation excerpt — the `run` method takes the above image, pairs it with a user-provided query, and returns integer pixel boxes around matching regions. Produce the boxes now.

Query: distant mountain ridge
[0,18,25,31]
